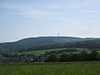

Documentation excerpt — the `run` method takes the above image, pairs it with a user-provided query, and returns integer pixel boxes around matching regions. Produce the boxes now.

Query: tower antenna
[58,33,59,37]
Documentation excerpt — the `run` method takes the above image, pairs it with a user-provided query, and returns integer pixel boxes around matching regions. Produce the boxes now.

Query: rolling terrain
[0,36,99,53]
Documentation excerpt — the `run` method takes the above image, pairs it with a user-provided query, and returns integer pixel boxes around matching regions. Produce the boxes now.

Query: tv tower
[58,33,60,37]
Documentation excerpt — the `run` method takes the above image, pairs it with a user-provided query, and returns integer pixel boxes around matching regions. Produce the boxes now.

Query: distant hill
[0,36,85,53]
[0,36,100,53]
[66,39,100,48]
[26,38,100,52]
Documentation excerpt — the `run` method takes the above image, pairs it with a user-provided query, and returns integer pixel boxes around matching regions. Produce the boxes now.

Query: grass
[18,48,85,56]
[18,48,93,56]
[18,48,66,56]
[0,62,100,75]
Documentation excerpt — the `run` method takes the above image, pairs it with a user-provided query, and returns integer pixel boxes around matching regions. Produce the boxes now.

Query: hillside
[0,36,85,53]
[25,38,100,52]
[66,39,100,48]
[0,36,100,53]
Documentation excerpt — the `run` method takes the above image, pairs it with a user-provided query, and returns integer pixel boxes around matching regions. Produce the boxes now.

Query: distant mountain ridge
[0,36,99,53]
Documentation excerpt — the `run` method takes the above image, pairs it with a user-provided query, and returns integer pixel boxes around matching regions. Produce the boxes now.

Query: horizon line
[0,35,100,43]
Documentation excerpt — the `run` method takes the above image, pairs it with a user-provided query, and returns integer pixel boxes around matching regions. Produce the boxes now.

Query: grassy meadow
[0,62,100,75]
[18,48,66,56]
[18,48,89,56]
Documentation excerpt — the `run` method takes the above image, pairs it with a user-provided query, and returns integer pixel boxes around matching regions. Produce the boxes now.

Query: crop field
[0,62,100,75]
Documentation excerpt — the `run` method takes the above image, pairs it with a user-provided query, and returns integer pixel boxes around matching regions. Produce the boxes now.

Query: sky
[0,0,100,42]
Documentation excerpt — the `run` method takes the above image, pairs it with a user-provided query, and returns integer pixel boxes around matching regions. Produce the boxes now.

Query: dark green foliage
[46,53,58,62]
[45,50,100,62]
[58,53,69,62]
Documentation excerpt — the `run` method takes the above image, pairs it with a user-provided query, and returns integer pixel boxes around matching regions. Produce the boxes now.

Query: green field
[0,62,100,75]
[18,48,89,56]
[18,48,67,56]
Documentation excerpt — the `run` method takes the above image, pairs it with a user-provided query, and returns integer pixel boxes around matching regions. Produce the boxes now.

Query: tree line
[45,50,99,62]
[0,49,100,63]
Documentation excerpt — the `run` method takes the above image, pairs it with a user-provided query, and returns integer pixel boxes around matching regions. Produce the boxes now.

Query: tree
[89,50,98,60]
[46,53,58,62]
[79,50,88,60]
[58,52,69,62]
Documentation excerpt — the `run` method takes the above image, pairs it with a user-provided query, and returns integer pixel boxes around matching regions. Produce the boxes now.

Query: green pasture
[0,62,100,75]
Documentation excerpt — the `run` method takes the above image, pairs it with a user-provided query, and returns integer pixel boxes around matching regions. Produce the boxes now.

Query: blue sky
[0,0,100,42]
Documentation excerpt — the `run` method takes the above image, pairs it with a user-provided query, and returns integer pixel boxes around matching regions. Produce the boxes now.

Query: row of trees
[45,50,99,62]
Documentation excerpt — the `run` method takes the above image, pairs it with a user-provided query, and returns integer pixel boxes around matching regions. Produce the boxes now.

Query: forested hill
[66,39,100,48]
[0,37,85,53]
[0,36,100,53]
[25,39,100,52]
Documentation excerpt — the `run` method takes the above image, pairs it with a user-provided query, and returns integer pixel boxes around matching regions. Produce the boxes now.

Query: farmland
[0,62,100,75]
[18,48,89,56]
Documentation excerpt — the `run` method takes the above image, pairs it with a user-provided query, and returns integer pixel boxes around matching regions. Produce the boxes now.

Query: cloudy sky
[0,0,100,42]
